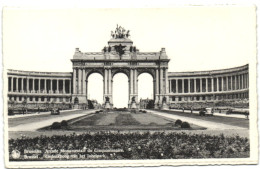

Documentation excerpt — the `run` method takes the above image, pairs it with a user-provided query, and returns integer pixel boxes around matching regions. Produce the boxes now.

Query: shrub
[51,122,61,129]
[61,120,68,127]
[175,119,182,126]
[8,109,14,116]
[181,122,191,128]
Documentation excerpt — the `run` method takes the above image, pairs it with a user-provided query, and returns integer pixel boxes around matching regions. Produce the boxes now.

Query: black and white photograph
[2,5,258,168]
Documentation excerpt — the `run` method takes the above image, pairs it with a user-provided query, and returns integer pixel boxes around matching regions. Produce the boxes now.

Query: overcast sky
[3,7,256,107]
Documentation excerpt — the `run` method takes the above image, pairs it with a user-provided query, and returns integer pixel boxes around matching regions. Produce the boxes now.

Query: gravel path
[168,109,247,119]
[9,109,96,131]
[148,110,247,130]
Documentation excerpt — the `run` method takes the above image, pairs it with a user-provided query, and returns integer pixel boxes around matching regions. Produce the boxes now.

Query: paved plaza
[8,109,249,139]
[8,109,97,131]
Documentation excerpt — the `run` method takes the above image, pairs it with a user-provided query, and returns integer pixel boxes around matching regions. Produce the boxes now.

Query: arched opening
[113,73,129,108]
[87,73,103,105]
[138,73,154,109]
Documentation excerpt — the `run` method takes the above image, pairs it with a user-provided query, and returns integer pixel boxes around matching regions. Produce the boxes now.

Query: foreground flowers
[9,132,249,160]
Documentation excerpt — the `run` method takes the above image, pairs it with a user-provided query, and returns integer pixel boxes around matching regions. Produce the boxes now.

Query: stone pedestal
[104,102,112,109]
[161,102,169,110]
[73,104,79,109]
[103,95,113,109]
[72,95,88,109]
[130,102,137,109]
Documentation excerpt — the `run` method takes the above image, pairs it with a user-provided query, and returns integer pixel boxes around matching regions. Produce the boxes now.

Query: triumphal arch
[71,26,170,109]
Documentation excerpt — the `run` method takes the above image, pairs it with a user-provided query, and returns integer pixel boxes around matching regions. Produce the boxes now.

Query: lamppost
[62,101,66,110]
[22,99,27,115]
[45,100,50,111]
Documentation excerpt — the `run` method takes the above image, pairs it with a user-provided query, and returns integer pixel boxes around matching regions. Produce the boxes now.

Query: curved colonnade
[7,70,72,104]
[168,64,249,108]
[7,64,249,108]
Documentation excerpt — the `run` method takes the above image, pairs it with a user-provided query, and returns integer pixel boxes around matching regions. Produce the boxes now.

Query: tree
[87,100,94,109]
[62,102,66,110]
[147,100,155,109]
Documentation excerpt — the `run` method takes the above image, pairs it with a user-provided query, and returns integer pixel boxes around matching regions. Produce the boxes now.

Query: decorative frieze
[138,63,155,66]
[113,62,129,66]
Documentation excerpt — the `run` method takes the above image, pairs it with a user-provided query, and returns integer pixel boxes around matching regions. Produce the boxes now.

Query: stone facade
[6,27,249,109]
[71,36,170,109]
[7,70,72,104]
[168,64,249,104]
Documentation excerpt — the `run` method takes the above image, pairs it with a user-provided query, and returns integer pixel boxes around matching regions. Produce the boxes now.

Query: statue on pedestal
[111,25,130,39]
[104,96,111,109]
[130,96,137,109]
[161,96,169,110]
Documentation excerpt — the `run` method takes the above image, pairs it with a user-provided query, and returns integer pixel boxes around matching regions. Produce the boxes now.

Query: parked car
[199,108,214,116]
[227,108,249,116]
[51,108,60,115]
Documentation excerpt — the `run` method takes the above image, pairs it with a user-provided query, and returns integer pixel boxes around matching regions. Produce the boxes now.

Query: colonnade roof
[7,69,72,78]
[168,64,248,78]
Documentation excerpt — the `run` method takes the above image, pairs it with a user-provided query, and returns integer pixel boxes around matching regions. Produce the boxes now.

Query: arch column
[155,68,160,108]
[86,79,88,99]
[82,69,86,95]
[78,69,82,94]
[103,68,112,108]
[158,67,169,109]
[108,68,113,104]
[72,68,88,107]
[104,68,108,97]
[129,68,134,108]
[134,69,138,101]
[73,68,77,94]
[128,68,139,109]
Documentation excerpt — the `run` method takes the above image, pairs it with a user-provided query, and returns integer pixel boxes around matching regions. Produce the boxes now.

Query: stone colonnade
[8,76,71,94]
[8,75,72,103]
[169,72,249,102]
